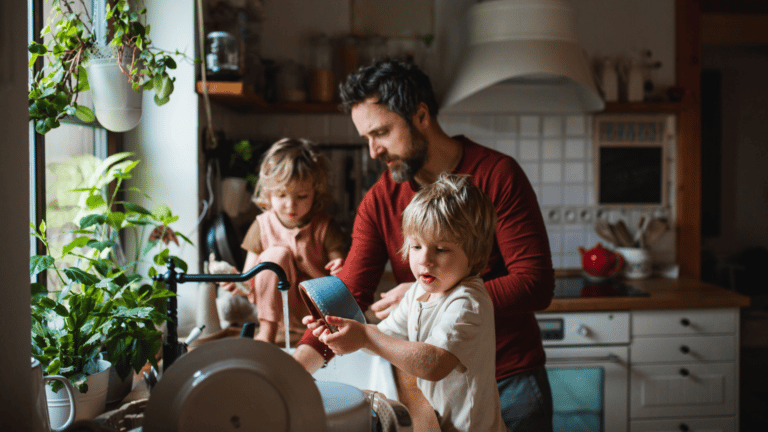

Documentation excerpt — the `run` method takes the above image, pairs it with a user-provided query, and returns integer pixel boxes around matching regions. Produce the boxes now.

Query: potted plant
[28,0,189,134]
[30,152,191,419]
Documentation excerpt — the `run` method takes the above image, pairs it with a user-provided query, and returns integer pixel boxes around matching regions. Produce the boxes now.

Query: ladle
[153,259,289,370]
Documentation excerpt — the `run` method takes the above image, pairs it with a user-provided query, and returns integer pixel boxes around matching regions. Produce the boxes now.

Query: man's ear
[413,102,431,130]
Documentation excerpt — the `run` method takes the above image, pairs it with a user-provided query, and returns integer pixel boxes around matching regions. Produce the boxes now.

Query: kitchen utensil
[143,338,326,432]
[612,220,635,247]
[595,219,619,245]
[578,243,625,281]
[616,247,652,279]
[317,381,372,432]
[299,276,367,333]
[33,357,77,432]
[643,217,669,246]
[634,215,649,247]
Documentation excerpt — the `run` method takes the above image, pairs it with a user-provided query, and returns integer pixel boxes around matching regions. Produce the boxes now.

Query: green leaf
[87,240,116,252]
[107,211,126,229]
[175,231,194,245]
[79,214,105,229]
[61,236,90,256]
[62,267,100,286]
[74,105,95,123]
[154,95,170,106]
[123,202,151,215]
[31,282,48,298]
[30,255,54,277]
[151,204,171,222]
[85,193,106,209]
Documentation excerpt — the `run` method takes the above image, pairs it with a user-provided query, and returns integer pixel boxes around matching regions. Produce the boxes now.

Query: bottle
[205,31,239,81]
[309,33,334,103]
[601,58,619,103]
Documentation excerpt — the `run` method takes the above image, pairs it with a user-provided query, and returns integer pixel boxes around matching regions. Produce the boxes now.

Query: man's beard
[382,128,428,184]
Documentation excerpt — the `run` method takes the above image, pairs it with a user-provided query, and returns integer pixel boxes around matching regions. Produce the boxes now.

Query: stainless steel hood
[441,0,604,114]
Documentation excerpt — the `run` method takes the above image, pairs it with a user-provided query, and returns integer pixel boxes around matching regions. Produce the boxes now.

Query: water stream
[281,290,290,350]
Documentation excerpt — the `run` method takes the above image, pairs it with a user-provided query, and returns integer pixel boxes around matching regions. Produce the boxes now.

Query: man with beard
[293,59,555,431]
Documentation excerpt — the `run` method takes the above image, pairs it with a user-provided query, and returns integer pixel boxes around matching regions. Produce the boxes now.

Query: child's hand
[318,316,367,355]
[325,258,344,276]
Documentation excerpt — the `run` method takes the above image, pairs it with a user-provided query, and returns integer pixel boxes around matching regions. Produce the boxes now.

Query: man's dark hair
[339,59,439,125]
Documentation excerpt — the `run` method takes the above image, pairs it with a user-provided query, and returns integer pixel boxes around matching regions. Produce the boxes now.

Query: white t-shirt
[377,276,508,432]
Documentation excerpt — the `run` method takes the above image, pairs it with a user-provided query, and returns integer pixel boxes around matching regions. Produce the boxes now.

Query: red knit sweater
[299,136,554,380]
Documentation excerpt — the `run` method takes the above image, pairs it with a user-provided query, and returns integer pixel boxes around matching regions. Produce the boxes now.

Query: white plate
[144,338,326,432]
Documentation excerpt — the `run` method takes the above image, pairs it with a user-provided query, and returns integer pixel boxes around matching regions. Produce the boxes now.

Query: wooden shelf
[196,81,342,113]
[602,101,691,113]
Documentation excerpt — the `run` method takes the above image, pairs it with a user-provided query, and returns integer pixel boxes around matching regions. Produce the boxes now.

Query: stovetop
[553,276,648,299]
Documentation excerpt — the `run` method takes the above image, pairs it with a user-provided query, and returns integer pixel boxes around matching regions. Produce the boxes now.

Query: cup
[616,247,652,279]
[32,357,76,432]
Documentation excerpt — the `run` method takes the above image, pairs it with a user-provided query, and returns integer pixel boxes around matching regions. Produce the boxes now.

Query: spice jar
[205,31,239,81]
[309,34,334,103]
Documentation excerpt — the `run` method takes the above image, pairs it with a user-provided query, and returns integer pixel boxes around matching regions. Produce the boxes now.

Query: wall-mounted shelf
[603,101,691,113]
[196,81,342,114]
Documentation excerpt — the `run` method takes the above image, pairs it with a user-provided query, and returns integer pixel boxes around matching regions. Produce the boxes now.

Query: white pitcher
[32,357,76,432]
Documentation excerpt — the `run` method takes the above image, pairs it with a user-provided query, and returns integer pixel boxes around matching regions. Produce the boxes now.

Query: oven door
[545,345,629,432]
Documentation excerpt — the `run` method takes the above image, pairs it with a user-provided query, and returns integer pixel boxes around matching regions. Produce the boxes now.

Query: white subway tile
[542,162,562,183]
[495,139,517,158]
[565,138,586,159]
[543,116,563,137]
[520,162,540,184]
[542,139,563,160]
[564,185,586,205]
[519,139,540,161]
[565,115,586,136]
[493,115,519,135]
[541,185,562,206]
[520,116,541,137]
[564,162,585,183]
[547,227,563,253]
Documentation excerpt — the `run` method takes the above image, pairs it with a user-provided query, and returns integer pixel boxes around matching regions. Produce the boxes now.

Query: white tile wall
[240,111,677,270]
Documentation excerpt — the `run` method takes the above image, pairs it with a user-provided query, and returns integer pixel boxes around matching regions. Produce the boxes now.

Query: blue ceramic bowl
[299,276,366,332]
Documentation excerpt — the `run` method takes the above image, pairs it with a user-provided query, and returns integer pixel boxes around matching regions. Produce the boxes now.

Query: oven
[537,311,630,432]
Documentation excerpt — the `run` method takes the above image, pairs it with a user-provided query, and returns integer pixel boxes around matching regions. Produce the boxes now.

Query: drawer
[632,309,737,336]
[631,416,736,432]
[630,363,736,418]
[631,335,737,363]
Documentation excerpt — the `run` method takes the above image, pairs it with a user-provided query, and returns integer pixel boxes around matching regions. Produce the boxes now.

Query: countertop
[543,276,751,313]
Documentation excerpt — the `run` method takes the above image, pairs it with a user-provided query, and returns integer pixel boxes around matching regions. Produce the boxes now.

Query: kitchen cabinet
[629,308,739,431]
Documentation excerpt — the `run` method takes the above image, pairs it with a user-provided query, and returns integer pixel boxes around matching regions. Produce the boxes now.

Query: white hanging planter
[87,58,142,132]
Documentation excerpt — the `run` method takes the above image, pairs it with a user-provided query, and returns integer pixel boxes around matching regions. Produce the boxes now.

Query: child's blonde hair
[253,138,331,213]
[400,173,498,275]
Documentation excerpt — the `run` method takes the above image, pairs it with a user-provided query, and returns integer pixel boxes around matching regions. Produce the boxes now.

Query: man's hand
[318,316,369,355]
[324,258,344,277]
[370,282,411,320]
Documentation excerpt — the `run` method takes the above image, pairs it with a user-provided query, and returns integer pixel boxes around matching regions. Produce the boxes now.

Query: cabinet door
[631,335,736,363]
[630,417,736,432]
[630,363,736,418]
[632,309,737,336]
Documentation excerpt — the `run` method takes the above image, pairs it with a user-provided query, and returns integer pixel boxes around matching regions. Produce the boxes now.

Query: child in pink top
[225,138,347,343]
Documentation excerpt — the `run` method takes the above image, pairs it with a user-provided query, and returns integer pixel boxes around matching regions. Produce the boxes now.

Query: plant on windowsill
[28,0,192,134]
[30,152,192,400]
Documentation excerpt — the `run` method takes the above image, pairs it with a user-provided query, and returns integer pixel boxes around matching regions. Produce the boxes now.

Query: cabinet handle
[679,368,690,377]
[679,423,689,432]
[679,345,690,354]
[680,318,690,327]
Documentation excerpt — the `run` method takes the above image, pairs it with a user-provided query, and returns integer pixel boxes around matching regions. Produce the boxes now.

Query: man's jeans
[498,366,554,431]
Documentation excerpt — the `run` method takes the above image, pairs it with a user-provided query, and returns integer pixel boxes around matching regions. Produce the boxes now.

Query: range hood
[441,0,604,114]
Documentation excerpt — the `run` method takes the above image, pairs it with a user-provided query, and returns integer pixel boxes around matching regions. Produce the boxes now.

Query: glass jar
[205,31,239,81]
[309,34,334,103]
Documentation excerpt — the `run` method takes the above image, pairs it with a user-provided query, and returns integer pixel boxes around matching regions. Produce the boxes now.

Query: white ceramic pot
[616,247,652,279]
[87,58,142,132]
[46,359,111,429]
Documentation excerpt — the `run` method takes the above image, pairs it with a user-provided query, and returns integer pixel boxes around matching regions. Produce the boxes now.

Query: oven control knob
[576,325,590,337]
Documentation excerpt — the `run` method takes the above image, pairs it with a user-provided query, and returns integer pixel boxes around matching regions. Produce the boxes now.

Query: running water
[281,290,290,350]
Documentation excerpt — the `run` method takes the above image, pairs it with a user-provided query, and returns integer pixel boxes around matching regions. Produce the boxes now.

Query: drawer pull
[679,345,690,354]
[679,424,689,432]
[679,368,690,377]
[546,354,622,364]
[680,318,691,327]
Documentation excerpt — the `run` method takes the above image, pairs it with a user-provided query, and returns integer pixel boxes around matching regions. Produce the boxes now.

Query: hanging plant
[28,0,193,135]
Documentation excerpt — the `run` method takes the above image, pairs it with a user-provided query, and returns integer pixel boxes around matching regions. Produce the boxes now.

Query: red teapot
[578,243,624,279]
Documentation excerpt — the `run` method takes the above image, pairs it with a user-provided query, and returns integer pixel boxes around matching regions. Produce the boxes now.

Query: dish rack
[97,398,147,431]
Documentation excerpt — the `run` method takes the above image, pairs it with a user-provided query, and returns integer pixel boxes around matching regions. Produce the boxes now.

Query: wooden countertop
[543,276,751,312]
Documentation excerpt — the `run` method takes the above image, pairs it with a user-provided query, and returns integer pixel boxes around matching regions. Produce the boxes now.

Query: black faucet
[153,259,290,370]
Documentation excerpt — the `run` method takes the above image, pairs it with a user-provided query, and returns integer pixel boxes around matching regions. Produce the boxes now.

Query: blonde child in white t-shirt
[316,173,509,432]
